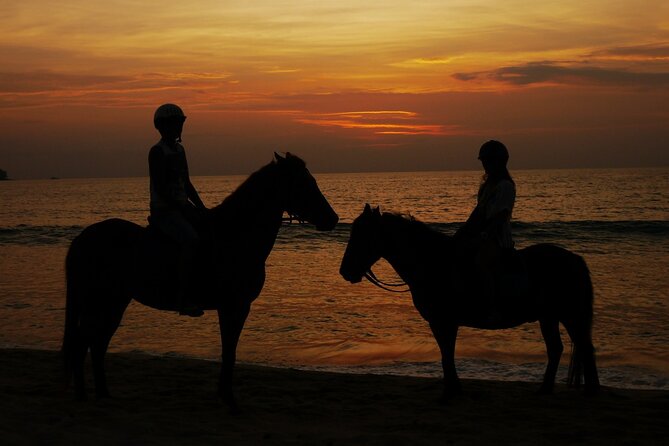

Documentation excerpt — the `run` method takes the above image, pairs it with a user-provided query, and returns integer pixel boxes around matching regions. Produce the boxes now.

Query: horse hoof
[228,404,242,416]
[218,391,241,414]
[439,388,463,403]
[584,386,599,397]
[536,384,554,395]
[438,395,452,405]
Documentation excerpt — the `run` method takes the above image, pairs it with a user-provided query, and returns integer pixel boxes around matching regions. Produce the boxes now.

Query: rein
[364,269,410,293]
[282,213,305,224]
[280,167,307,225]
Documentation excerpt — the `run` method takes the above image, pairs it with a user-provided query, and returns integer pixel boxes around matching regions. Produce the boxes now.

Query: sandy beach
[0,349,667,445]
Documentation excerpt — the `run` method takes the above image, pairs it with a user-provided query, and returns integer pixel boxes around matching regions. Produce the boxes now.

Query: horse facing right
[340,205,600,400]
[63,153,338,412]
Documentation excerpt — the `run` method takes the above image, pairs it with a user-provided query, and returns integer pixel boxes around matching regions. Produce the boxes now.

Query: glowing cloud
[454,62,669,87]
[296,110,459,136]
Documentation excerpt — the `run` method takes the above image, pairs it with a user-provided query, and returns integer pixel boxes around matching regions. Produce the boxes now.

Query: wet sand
[1,348,667,445]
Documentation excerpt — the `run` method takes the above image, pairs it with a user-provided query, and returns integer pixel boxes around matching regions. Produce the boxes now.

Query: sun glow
[297,113,458,136]
[1,1,668,177]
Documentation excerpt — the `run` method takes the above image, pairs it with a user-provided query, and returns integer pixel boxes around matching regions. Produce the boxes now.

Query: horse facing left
[340,204,599,400]
[62,153,338,411]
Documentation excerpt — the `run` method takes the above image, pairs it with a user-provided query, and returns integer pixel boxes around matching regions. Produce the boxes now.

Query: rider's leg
[174,216,202,317]
[476,239,501,322]
[150,210,203,316]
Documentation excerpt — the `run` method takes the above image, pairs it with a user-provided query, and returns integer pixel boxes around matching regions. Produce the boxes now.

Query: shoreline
[1,348,667,445]
[4,343,667,391]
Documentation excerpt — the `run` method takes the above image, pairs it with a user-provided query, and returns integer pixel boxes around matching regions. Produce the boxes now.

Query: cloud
[0,70,238,110]
[0,70,234,93]
[590,43,669,59]
[0,71,131,93]
[453,62,669,87]
[295,110,460,136]
[391,57,458,68]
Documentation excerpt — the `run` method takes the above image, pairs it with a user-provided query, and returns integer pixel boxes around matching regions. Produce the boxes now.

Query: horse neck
[209,163,284,242]
[379,215,452,286]
[378,217,422,284]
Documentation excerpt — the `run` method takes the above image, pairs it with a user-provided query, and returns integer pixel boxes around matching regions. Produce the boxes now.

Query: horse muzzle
[315,212,338,231]
[339,267,363,284]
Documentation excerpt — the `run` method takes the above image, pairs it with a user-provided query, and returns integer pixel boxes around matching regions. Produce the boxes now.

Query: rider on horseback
[149,103,207,317]
[455,140,516,321]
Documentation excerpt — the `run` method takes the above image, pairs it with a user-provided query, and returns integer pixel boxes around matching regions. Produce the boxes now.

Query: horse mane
[207,162,275,220]
[210,153,307,218]
[381,211,453,248]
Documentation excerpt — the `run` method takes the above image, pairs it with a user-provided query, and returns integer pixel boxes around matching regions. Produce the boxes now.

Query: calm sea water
[1,168,668,389]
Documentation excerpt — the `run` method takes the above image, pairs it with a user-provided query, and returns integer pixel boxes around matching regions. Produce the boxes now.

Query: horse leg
[90,304,127,399]
[538,318,563,394]
[64,311,88,401]
[64,273,89,400]
[217,301,251,413]
[562,319,600,396]
[76,317,101,399]
[72,334,89,401]
[429,322,461,401]
[90,335,111,399]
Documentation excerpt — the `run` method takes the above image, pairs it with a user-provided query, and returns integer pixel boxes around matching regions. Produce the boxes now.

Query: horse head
[340,204,383,283]
[274,152,338,231]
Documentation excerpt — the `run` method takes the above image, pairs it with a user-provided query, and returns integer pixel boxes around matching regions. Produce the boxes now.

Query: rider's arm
[186,181,206,210]
[484,181,515,220]
[149,145,181,208]
[181,150,206,210]
[480,180,515,242]
[481,209,511,237]
[455,205,484,238]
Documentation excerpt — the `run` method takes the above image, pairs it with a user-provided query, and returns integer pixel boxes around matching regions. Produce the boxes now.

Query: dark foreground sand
[1,349,667,445]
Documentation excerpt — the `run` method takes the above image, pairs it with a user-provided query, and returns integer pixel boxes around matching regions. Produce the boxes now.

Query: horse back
[67,218,180,309]
[519,243,594,320]
[67,218,145,272]
[416,242,592,329]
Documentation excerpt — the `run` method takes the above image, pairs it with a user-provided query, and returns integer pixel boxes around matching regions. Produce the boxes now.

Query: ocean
[1,167,668,390]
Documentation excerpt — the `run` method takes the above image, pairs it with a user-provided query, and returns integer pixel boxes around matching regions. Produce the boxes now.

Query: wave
[1,220,668,247]
[277,220,669,245]
[0,225,84,246]
[299,359,669,390]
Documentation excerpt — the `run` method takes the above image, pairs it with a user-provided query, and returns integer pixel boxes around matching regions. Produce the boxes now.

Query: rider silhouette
[455,140,516,320]
[149,103,207,317]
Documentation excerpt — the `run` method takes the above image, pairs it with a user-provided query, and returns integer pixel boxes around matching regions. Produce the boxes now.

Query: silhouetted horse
[340,205,599,399]
[63,153,338,411]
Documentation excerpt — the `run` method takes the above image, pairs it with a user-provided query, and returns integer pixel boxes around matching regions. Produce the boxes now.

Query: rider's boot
[482,270,503,326]
[177,248,203,317]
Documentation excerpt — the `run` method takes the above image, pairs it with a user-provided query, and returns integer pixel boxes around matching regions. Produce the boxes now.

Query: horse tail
[567,343,581,387]
[567,254,594,388]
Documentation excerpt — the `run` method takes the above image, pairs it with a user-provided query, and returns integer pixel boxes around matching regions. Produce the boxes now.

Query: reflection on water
[0,168,668,389]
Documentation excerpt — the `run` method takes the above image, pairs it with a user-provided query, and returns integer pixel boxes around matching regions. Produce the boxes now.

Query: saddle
[139,218,212,311]
[452,242,529,310]
[493,249,529,301]
[144,220,191,268]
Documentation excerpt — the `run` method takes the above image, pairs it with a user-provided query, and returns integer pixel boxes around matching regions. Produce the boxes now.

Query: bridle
[358,216,411,294]
[282,213,305,224]
[279,166,308,225]
[364,269,410,293]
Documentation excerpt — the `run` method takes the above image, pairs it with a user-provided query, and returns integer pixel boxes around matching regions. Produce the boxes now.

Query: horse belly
[198,265,266,309]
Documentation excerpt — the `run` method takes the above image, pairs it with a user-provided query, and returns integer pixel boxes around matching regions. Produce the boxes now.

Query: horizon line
[3,164,668,181]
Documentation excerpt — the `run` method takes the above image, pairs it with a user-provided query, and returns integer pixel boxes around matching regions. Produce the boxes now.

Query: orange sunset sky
[1,1,668,178]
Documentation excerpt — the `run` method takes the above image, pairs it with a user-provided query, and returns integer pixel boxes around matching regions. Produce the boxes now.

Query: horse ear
[364,203,371,214]
[373,206,381,217]
[274,152,285,163]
